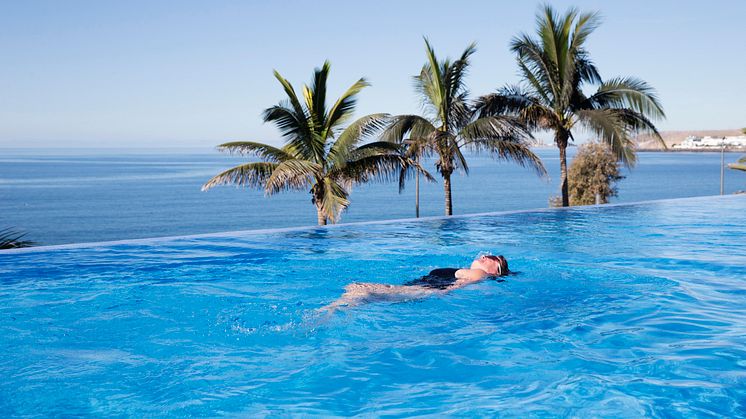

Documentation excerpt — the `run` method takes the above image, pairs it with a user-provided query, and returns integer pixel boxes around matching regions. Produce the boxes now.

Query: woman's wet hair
[484,255,509,276]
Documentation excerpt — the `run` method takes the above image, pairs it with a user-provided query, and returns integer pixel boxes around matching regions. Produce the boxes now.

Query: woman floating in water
[321,254,509,312]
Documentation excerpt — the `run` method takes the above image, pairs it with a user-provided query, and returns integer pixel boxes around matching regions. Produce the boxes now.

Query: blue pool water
[1,195,745,416]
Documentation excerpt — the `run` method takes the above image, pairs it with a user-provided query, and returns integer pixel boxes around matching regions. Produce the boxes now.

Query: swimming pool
[1,195,745,416]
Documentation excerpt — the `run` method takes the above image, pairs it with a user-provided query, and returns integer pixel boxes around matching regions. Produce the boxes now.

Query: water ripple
[0,196,745,416]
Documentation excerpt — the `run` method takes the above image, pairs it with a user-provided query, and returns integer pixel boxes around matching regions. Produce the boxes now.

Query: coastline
[634,129,744,151]
[637,148,745,153]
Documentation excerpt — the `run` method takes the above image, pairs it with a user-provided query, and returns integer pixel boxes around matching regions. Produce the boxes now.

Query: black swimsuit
[403,268,460,290]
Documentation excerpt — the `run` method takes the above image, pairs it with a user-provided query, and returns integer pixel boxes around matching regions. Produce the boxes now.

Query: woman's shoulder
[454,268,490,281]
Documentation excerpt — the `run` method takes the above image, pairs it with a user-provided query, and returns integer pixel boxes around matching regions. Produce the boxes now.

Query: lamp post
[402,139,422,218]
[415,165,420,218]
[720,137,725,195]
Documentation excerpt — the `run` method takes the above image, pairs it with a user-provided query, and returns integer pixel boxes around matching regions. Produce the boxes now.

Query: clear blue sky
[1,0,744,148]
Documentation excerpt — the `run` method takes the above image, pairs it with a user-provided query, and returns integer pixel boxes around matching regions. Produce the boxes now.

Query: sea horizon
[3,142,745,155]
[3,148,744,246]
[5,193,740,253]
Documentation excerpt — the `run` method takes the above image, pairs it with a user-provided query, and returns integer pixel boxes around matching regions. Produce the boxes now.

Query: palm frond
[264,160,321,195]
[262,103,317,161]
[615,108,664,149]
[262,104,306,139]
[396,148,437,192]
[333,140,405,174]
[302,84,317,132]
[575,108,654,166]
[460,115,530,143]
[310,61,330,128]
[348,140,403,157]
[570,14,603,89]
[511,34,558,103]
[323,77,370,136]
[460,117,547,176]
[516,57,553,105]
[327,113,391,167]
[379,115,437,143]
[474,86,532,118]
[430,131,467,175]
[515,5,604,114]
[268,67,334,164]
[494,140,547,177]
[553,6,578,93]
[446,42,477,102]
[450,139,470,174]
[417,38,446,118]
[270,70,309,134]
[0,228,35,249]
[332,153,435,185]
[216,141,295,162]
[575,55,602,86]
[401,137,431,159]
[201,162,278,191]
[319,177,350,223]
[570,10,602,53]
[474,87,558,131]
[552,7,592,114]
[586,77,665,120]
[536,5,561,74]
[448,96,473,132]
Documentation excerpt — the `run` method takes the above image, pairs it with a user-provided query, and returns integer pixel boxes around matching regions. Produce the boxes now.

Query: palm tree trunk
[312,183,327,225]
[556,131,570,207]
[443,172,453,216]
[316,206,327,226]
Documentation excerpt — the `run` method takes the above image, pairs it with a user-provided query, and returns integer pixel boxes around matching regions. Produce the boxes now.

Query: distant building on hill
[634,129,742,150]
[673,135,746,149]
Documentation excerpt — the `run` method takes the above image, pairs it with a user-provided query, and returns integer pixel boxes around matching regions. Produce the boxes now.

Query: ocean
[1,147,744,245]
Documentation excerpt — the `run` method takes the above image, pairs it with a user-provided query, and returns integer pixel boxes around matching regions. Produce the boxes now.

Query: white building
[673,135,746,149]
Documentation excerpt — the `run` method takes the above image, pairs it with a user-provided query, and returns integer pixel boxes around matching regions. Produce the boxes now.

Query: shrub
[567,143,625,205]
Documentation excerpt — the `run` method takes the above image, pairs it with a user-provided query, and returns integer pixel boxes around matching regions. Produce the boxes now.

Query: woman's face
[471,255,500,275]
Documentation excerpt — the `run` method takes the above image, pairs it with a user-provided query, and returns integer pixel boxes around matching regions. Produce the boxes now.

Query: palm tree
[202,61,430,225]
[382,39,546,216]
[0,228,34,249]
[475,5,665,207]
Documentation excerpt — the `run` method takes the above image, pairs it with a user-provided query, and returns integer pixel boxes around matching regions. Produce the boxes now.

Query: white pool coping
[2,194,743,254]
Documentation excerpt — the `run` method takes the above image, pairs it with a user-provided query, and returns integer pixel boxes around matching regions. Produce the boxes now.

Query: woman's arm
[454,268,489,281]
[446,268,490,290]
